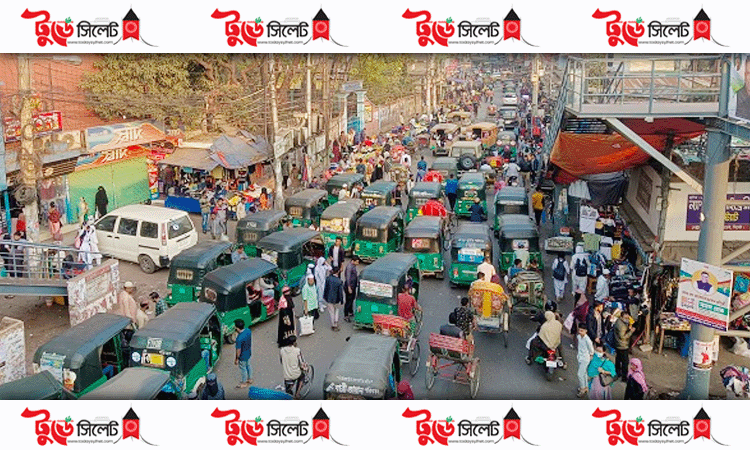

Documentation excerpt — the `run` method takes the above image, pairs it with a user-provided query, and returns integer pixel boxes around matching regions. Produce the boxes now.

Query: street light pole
[18,54,41,244]
[683,57,731,399]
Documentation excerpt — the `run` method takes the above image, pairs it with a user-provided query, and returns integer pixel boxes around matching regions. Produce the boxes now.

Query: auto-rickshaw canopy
[325,173,365,194]
[285,189,328,218]
[0,371,75,400]
[431,157,458,172]
[257,228,321,254]
[495,186,528,206]
[404,216,442,240]
[363,181,397,199]
[324,334,400,399]
[360,253,418,287]
[497,214,537,233]
[356,207,403,240]
[453,223,493,249]
[409,182,442,200]
[321,199,363,232]
[431,123,460,135]
[167,241,233,286]
[33,314,132,376]
[200,258,277,298]
[237,210,286,235]
[80,367,170,400]
[130,302,217,353]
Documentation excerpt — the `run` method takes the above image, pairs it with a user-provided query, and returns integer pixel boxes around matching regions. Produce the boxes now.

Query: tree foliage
[80,54,202,123]
[349,55,417,104]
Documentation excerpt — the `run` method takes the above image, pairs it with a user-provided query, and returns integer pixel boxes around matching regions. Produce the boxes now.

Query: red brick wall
[0,54,118,132]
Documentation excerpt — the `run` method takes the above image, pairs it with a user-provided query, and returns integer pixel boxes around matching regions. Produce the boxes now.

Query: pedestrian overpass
[0,241,91,297]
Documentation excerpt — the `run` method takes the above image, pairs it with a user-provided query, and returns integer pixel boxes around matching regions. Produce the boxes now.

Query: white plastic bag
[299,315,315,336]
[563,312,575,333]
[525,332,537,350]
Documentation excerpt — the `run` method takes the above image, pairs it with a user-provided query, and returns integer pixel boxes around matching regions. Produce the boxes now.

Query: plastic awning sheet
[550,118,705,178]
[158,148,218,172]
[210,134,272,170]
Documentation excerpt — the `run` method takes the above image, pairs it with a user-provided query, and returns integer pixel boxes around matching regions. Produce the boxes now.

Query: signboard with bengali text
[676,258,733,331]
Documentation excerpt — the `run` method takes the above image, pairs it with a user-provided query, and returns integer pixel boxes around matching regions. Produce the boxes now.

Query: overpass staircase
[0,241,93,296]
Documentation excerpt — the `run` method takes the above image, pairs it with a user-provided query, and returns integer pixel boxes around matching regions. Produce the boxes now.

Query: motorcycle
[536,347,564,382]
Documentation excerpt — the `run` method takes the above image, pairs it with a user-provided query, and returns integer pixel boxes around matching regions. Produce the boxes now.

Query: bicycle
[294,355,315,399]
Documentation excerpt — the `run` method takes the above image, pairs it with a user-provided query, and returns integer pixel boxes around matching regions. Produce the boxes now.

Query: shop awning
[209,134,272,170]
[4,149,82,175]
[158,148,219,172]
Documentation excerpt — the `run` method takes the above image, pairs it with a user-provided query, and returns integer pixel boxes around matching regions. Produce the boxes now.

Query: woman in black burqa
[95,186,109,218]
[277,286,296,347]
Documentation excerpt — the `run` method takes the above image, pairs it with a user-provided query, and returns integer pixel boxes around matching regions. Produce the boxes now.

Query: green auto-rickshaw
[257,228,325,291]
[200,257,281,340]
[320,199,364,253]
[354,252,420,328]
[285,189,329,228]
[33,313,132,397]
[455,172,488,219]
[129,302,222,399]
[80,367,171,400]
[324,334,401,399]
[498,214,542,272]
[404,216,445,278]
[165,241,235,306]
[353,206,405,262]
[325,173,365,204]
[493,186,529,236]
[362,181,398,210]
[430,157,459,188]
[0,371,75,400]
[236,210,286,256]
[406,182,443,223]
[450,223,493,286]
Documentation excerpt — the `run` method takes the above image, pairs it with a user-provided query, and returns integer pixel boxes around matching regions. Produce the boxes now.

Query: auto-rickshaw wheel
[425,357,437,390]
[436,266,445,280]
[409,341,421,376]
[470,361,481,398]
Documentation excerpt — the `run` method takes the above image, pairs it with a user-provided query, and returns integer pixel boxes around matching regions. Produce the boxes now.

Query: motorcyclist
[526,307,566,369]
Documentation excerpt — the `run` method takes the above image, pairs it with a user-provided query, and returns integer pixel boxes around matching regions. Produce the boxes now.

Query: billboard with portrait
[729,54,750,123]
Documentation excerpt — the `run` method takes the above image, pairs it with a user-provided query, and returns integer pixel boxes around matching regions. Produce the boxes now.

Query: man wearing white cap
[595,269,611,303]
[117,281,139,324]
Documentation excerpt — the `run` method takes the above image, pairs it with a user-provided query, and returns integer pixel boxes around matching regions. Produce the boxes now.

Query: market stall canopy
[158,147,219,172]
[209,133,272,170]
[550,118,705,179]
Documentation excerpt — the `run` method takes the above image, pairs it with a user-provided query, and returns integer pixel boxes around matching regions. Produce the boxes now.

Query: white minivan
[94,205,199,273]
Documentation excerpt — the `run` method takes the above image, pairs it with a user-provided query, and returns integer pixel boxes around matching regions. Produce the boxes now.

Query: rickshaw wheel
[470,362,481,399]
[425,359,437,390]
[409,341,421,376]
[298,364,314,399]
[413,310,423,337]
[225,331,238,344]
[502,311,510,348]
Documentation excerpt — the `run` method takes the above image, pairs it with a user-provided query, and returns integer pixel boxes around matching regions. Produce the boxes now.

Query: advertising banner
[66,259,120,327]
[685,193,750,231]
[676,258,733,331]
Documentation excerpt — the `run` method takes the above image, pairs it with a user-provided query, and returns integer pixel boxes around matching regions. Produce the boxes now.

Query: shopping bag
[563,312,575,333]
[299,315,315,336]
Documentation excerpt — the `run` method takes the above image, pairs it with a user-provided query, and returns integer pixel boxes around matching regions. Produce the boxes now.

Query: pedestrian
[277,286,297,346]
[209,213,222,240]
[236,197,247,221]
[397,380,415,400]
[551,253,570,303]
[135,300,150,329]
[445,173,458,211]
[281,157,290,189]
[344,256,360,322]
[372,160,384,183]
[477,254,497,281]
[15,214,26,237]
[383,154,393,182]
[217,199,228,236]
[95,186,108,219]
[586,300,605,346]
[48,202,63,244]
[199,192,211,234]
[10,231,27,278]
[587,343,617,400]
[455,297,476,344]
[117,281,139,324]
[614,310,635,382]
[302,274,319,320]
[150,291,167,316]
[0,233,12,278]
[504,161,521,185]
[624,358,648,400]
[259,188,270,210]
[323,266,345,331]
[595,269,611,303]
[532,189,545,226]
[328,237,346,274]
[314,257,331,313]
[570,244,589,295]
[78,197,89,225]
[576,324,594,397]
[201,373,226,400]
[234,319,253,388]
[401,152,412,169]
[469,197,485,223]
[85,221,101,266]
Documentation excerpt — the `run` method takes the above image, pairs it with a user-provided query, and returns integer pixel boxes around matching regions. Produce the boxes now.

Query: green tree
[80,54,202,123]
[349,55,417,104]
